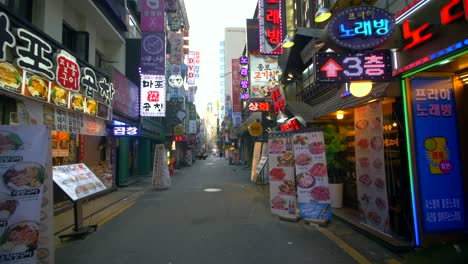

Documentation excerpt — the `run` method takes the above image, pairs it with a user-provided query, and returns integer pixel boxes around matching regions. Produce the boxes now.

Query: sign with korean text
[0,126,49,264]
[393,0,468,75]
[250,54,279,98]
[112,125,140,137]
[53,163,106,201]
[315,50,392,83]
[0,11,114,119]
[280,118,300,131]
[328,6,396,50]
[259,0,283,55]
[141,0,165,32]
[169,32,184,65]
[188,120,197,134]
[141,32,166,75]
[113,69,139,118]
[239,56,250,100]
[248,101,271,112]
[231,59,242,112]
[271,87,284,114]
[140,74,166,117]
[409,76,465,232]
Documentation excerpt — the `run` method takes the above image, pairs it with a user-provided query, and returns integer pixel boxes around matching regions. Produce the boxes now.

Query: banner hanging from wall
[141,32,166,75]
[140,74,166,117]
[354,100,390,234]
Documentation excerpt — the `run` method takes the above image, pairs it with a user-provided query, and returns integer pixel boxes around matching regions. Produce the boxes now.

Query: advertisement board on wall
[249,55,279,99]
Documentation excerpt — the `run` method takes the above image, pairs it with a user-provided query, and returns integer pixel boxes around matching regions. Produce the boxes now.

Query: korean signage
[187,85,196,103]
[141,32,166,75]
[327,6,396,50]
[248,122,263,137]
[112,125,140,136]
[279,118,300,131]
[169,32,184,65]
[141,0,165,32]
[113,69,139,118]
[140,74,166,117]
[239,56,250,100]
[315,50,392,83]
[259,0,283,55]
[409,76,465,232]
[231,59,242,112]
[188,120,197,134]
[393,0,468,75]
[271,87,285,114]
[248,101,271,112]
[0,11,113,120]
[249,54,279,98]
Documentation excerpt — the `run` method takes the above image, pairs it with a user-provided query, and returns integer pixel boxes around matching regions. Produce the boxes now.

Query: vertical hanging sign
[141,0,165,32]
[140,74,166,117]
[259,0,283,55]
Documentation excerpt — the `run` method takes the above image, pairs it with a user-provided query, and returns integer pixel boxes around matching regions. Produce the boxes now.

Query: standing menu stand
[254,156,268,190]
[52,163,107,240]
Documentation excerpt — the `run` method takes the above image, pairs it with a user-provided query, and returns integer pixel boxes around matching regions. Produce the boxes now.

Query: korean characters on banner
[0,126,50,263]
[140,0,165,32]
[409,76,465,232]
[268,133,297,217]
[258,0,283,55]
[0,12,114,120]
[140,75,166,117]
[292,131,331,221]
[354,100,390,234]
[231,59,241,112]
[250,54,279,99]
[239,56,250,100]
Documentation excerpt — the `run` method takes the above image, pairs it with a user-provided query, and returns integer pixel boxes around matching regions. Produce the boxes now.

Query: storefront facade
[392,0,468,246]
[0,5,115,208]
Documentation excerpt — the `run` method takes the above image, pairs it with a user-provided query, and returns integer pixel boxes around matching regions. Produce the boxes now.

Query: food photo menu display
[0,126,49,263]
[53,163,106,201]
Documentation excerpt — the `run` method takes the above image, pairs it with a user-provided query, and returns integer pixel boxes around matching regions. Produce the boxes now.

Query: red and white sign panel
[315,50,393,83]
[140,74,166,117]
[259,0,283,55]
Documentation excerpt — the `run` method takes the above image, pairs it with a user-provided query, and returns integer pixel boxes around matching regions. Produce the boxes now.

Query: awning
[286,101,316,123]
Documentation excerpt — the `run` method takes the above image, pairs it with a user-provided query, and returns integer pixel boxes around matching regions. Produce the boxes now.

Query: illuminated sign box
[111,126,140,136]
[248,101,271,112]
[328,6,396,50]
[315,50,393,83]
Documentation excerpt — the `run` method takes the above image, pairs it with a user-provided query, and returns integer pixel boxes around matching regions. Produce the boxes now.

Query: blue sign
[328,6,396,50]
[298,203,331,220]
[410,76,465,232]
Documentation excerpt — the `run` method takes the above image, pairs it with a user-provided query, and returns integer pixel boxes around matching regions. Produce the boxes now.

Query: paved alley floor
[55,157,402,264]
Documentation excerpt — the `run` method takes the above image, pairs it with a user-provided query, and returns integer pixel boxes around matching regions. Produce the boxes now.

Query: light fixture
[282,35,295,48]
[336,110,344,120]
[276,110,289,123]
[439,59,451,65]
[349,81,373,97]
[315,1,331,23]
[458,71,468,84]
[392,122,398,127]
[325,48,334,52]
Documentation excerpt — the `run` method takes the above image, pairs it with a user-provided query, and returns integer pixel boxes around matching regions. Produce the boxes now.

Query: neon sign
[280,118,300,131]
[328,6,396,50]
[248,101,271,112]
[315,50,393,82]
[271,87,284,114]
[112,126,140,136]
[239,56,250,100]
[258,0,283,55]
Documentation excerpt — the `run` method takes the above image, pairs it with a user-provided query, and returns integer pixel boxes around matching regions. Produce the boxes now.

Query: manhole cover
[203,188,222,192]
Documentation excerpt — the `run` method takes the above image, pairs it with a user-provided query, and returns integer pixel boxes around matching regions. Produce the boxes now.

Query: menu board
[52,163,106,201]
[268,133,297,217]
[0,126,49,263]
[354,100,390,234]
[293,131,331,220]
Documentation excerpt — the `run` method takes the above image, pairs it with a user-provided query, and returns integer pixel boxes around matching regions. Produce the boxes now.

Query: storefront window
[317,97,412,239]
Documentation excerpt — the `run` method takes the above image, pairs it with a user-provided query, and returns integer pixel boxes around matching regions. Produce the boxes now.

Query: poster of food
[0,125,49,263]
[23,72,49,102]
[268,133,297,217]
[354,100,390,234]
[52,163,106,201]
[51,131,70,158]
[292,131,331,220]
[0,62,23,94]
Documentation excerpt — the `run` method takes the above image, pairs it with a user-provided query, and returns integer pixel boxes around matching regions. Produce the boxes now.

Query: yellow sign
[173,125,184,136]
[248,122,263,137]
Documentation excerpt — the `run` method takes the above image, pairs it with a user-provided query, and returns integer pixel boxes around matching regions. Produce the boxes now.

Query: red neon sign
[280,119,300,131]
[271,87,285,114]
[248,101,271,112]
[402,0,468,51]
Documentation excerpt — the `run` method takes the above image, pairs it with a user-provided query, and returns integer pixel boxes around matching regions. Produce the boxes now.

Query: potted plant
[323,124,347,208]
